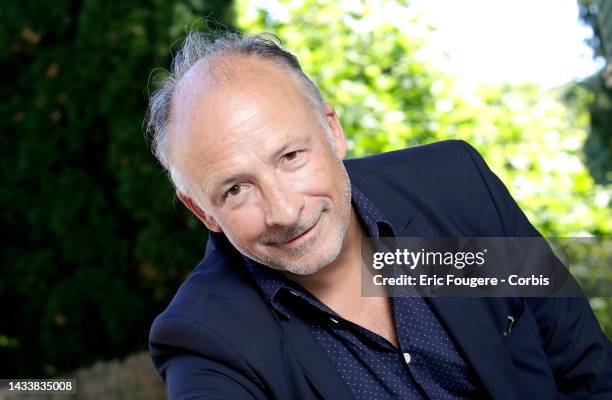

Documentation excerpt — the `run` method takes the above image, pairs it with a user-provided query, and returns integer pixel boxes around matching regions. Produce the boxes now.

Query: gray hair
[145,31,329,197]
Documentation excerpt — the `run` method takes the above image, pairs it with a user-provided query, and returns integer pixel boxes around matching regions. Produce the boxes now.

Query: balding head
[168,55,335,200]
[145,32,330,198]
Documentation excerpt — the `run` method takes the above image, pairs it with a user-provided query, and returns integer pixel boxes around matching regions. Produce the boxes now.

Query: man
[146,32,612,399]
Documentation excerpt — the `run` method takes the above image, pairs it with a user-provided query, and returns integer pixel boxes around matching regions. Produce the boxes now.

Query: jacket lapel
[427,297,526,399]
[279,314,355,400]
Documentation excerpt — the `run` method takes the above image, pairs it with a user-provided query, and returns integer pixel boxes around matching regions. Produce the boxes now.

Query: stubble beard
[247,164,352,275]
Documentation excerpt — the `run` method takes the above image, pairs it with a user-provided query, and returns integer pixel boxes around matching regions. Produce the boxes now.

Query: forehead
[167,56,321,192]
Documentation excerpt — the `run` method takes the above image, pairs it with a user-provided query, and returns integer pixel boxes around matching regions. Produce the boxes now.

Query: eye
[225,184,243,198]
[283,150,301,162]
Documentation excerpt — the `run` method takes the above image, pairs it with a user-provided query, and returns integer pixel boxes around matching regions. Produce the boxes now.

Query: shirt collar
[242,182,395,319]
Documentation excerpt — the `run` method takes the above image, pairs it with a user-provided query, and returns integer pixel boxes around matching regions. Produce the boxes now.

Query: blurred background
[1,0,610,398]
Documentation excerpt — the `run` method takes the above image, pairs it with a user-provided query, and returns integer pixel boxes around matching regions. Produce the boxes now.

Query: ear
[176,191,222,232]
[324,103,347,158]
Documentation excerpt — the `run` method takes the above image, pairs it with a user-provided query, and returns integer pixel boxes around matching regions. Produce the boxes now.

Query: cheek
[293,170,327,193]
[294,158,339,194]
[221,207,267,243]
[299,158,346,199]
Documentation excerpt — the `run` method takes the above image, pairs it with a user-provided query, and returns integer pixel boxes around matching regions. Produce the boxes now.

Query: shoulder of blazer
[149,236,284,381]
[343,139,492,211]
[343,139,507,236]
[343,139,472,176]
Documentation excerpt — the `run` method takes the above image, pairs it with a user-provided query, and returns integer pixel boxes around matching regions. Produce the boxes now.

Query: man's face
[169,57,352,275]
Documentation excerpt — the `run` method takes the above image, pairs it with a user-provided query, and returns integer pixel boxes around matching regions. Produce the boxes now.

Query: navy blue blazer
[149,140,612,399]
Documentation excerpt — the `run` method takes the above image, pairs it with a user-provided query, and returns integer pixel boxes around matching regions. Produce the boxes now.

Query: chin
[282,264,328,276]
[281,241,345,276]
[257,253,327,275]
[282,258,332,276]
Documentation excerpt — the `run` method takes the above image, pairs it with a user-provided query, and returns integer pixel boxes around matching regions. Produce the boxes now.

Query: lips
[283,214,322,247]
[287,219,318,243]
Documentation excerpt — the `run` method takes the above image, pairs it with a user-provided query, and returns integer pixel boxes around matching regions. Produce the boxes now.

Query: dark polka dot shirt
[243,184,484,399]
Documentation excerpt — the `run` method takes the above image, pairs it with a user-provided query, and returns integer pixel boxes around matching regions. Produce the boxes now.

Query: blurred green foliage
[577,0,606,58]
[238,0,611,335]
[569,72,612,185]
[576,0,612,184]
[1,0,233,376]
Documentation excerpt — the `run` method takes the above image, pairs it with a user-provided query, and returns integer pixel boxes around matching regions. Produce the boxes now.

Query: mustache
[260,203,327,245]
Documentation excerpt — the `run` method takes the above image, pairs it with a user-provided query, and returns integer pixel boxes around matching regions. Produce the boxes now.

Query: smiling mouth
[284,215,322,247]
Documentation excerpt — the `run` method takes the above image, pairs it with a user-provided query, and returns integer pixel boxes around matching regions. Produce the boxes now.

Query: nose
[262,176,304,228]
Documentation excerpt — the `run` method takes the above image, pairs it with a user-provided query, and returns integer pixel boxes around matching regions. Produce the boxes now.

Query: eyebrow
[272,139,299,160]
[217,173,252,190]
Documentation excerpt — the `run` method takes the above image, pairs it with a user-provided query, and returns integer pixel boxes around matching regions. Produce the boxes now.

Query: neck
[282,205,399,348]
[281,205,368,312]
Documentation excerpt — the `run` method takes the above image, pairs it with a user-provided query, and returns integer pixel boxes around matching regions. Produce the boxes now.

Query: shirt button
[403,352,412,364]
